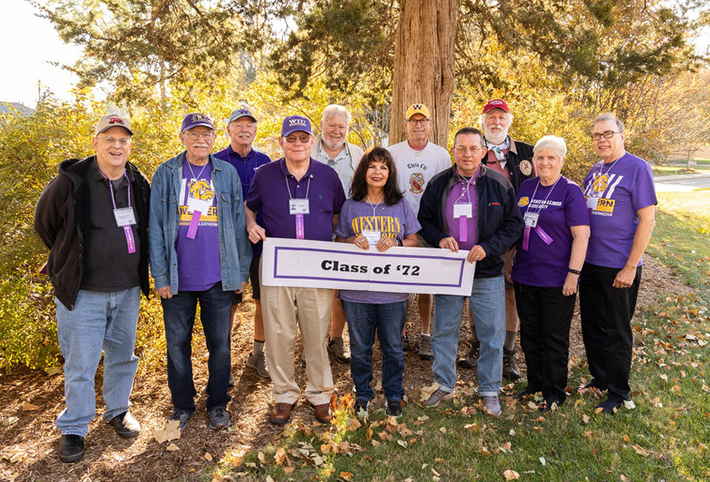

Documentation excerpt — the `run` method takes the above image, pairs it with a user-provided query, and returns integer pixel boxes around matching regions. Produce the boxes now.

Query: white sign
[261,238,475,296]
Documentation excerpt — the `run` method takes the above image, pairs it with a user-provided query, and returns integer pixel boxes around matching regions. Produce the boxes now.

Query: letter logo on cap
[108,117,125,125]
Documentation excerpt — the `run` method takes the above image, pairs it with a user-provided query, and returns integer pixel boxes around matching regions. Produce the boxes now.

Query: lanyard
[98,167,136,254]
[455,170,476,242]
[286,175,312,239]
[522,178,559,251]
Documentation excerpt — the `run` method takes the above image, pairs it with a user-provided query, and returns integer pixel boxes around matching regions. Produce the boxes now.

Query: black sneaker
[59,434,84,463]
[208,408,231,430]
[402,333,410,352]
[595,397,625,415]
[167,410,192,430]
[386,399,403,417]
[353,398,369,418]
[516,387,540,401]
[108,411,141,438]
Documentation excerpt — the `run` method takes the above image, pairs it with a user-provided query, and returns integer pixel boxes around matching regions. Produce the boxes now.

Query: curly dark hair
[350,147,403,205]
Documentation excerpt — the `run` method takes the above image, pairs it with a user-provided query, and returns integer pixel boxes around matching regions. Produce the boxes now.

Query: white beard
[484,129,509,146]
[322,137,345,151]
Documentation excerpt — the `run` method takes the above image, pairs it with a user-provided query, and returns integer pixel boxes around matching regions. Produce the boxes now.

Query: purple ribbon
[295,214,305,239]
[523,226,554,251]
[187,211,201,239]
[459,216,467,243]
[123,226,136,254]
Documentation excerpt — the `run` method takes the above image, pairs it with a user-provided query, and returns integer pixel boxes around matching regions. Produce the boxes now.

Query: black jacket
[34,156,151,309]
[483,137,534,192]
[418,165,523,279]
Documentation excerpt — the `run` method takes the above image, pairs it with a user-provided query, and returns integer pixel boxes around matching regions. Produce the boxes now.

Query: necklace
[365,193,384,219]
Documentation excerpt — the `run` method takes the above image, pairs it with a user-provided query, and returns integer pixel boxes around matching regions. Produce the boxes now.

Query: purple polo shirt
[246,157,346,241]
[214,146,271,255]
[444,167,479,250]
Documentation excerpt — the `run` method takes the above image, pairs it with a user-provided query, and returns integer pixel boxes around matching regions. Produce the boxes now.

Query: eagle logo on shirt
[189,180,214,201]
[592,174,608,192]
[518,197,530,207]
[409,173,425,194]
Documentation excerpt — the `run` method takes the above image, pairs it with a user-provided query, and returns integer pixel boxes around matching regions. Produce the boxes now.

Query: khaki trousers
[260,283,334,405]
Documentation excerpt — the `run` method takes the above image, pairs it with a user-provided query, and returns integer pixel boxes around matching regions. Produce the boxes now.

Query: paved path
[654,172,710,192]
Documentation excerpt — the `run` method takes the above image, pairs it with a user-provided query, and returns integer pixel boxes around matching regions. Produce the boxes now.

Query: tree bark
[389,0,458,147]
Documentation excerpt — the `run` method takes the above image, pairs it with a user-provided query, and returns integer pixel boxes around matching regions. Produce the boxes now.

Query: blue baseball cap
[281,115,313,137]
[181,113,215,132]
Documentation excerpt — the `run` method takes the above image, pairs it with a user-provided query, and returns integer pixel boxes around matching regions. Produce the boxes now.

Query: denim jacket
[149,151,252,293]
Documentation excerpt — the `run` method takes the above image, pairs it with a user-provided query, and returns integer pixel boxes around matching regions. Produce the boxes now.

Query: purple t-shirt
[335,198,421,304]
[175,159,222,291]
[444,170,479,250]
[246,158,346,241]
[582,153,657,269]
[213,146,271,256]
[512,176,589,287]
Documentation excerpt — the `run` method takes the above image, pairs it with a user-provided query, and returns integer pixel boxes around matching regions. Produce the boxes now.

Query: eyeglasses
[184,131,215,141]
[591,130,621,141]
[285,134,312,144]
[407,119,430,126]
[97,136,131,147]
[455,146,483,154]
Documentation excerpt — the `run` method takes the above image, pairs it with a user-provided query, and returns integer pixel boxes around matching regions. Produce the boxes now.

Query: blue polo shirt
[214,146,271,255]
[246,158,346,241]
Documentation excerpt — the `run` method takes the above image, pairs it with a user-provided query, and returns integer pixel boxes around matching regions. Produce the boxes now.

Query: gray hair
[479,112,514,129]
[321,104,352,125]
[592,113,624,132]
[533,135,567,159]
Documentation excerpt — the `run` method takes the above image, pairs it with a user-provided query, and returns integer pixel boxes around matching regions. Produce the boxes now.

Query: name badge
[524,212,539,228]
[362,229,381,245]
[188,196,212,216]
[113,207,137,227]
[453,203,473,218]
[586,197,599,210]
[290,198,310,215]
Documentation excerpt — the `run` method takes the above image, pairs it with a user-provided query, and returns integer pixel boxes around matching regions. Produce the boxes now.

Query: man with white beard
[458,99,534,382]
[312,105,364,365]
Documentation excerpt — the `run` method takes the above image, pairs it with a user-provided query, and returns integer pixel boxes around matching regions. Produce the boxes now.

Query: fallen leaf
[2,416,19,427]
[275,447,289,466]
[397,440,408,447]
[502,442,512,450]
[504,469,520,480]
[258,451,266,464]
[431,468,441,476]
[166,443,180,451]
[623,434,631,443]
[22,403,40,411]
[312,454,324,466]
[154,420,181,443]
[45,366,62,376]
[620,475,629,482]
[265,476,274,482]
[340,472,354,481]
[366,427,373,441]
[284,467,295,475]
[348,417,361,431]
[632,444,651,457]
[204,452,213,461]
[439,427,447,434]
[582,414,590,424]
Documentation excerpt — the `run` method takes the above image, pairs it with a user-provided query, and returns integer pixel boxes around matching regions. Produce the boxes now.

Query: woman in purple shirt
[335,147,420,418]
[508,136,590,411]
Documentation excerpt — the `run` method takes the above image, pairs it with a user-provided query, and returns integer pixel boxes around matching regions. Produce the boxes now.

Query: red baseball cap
[482,99,509,114]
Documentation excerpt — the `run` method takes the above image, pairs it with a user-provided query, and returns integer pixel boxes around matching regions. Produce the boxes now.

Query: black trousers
[579,262,641,401]
[515,282,575,404]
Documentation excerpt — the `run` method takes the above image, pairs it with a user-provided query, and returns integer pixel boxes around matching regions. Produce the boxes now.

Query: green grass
[197,192,710,482]
[653,158,710,176]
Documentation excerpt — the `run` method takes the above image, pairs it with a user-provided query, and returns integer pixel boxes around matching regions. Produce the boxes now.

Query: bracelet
[568,268,581,275]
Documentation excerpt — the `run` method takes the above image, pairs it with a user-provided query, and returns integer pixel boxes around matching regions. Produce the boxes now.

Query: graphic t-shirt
[335,198,421,304]
[582,153,657,269]
[175,159,222,291]
[389,141,451,215]
[512,176,589,287]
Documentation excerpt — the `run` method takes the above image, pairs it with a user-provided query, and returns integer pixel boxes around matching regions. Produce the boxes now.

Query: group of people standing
[34,98,656,463]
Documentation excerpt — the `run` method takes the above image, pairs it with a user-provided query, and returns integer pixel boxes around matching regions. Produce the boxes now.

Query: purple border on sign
[273,247,466,288]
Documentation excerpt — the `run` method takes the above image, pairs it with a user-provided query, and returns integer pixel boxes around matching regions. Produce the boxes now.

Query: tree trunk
[389,0,458,147]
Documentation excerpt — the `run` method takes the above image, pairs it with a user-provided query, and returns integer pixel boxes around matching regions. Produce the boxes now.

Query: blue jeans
[55,287,141,436]
[162,282,232,412]
[342,300,407,402]
[433,276,505,396]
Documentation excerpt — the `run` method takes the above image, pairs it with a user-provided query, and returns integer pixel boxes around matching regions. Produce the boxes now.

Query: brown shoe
[269,402,296,425]
[311,403,331,424]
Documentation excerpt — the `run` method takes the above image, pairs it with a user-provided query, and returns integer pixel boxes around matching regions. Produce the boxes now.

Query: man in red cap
[458,99,535,381]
